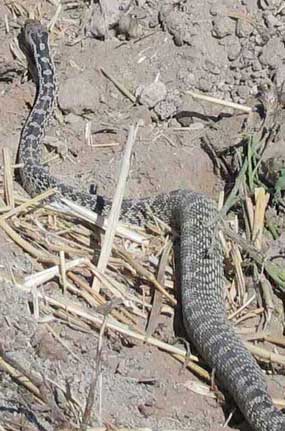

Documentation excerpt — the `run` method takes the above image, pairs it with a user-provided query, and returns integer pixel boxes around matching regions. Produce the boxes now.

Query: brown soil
[0,1,285,431]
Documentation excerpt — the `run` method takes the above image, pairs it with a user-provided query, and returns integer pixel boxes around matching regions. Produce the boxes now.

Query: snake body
[18,20,285,430]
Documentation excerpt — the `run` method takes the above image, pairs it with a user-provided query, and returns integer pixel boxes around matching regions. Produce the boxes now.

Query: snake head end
[18,20,49,83]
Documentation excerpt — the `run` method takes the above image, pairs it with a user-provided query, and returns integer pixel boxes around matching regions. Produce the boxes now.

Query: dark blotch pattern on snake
[18,20,285,431]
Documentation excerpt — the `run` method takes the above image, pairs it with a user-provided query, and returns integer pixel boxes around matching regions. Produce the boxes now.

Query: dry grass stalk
[5,1,29,18]
[235,307,264,325]
[0,188,56,221]
[259,274,275,327]
[3,148,15,209]
[245,195,255,232]
[100,67,136,103]
[228,294,256,321]
[68,271,139,327]
[23,257,88,288]
[48,1,62,31]
[60,197,147,244]
[59,250,67,293]
[46,324,81,362]
[146,239,172,337]
[0,218,57,263]
[0,353,43,403]
[15,283,199,362]
[252,187,270,250]
[186,90,252,113]
[116,247,176,306]
[230,242,246,304]
[244,342,285,366]
[93,122,140,291]
[81,318,108,429]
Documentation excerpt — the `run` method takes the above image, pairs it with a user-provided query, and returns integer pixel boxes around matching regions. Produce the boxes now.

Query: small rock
[154,89,181,120]
[168,118,181,128]
[198,77,212,92]
[65,113,85,131]
[204,59,220,75]
[251,61,262,72]
[259,37,285,68]
[236,85,250,100]
[117,15,143,39]
[159,4,193,46]
[212,16,235,39]
[226,37,241,61]
[154,99,177,120]
[85,0,121,39]
[275,64,285,89]
[236,19,253,38]
[264,12,283,29]
[177,69,197,88]
[31,327,67,361]
[58,72,100,115]
[242,47,256,63]
[136,81,167,108]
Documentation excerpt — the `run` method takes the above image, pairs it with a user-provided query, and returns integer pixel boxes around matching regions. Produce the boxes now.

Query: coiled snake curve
[18,20,285,431]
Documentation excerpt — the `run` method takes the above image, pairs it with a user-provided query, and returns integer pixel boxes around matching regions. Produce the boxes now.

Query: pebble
[226,37,241,61]
[154,91,181,120]
[211,16,235,39]
[259,37,285,68]
[275,64,285,88]
[198,77,213,92]
[136,81,167,108]
[58,73,100,115]
[236,85,250,99]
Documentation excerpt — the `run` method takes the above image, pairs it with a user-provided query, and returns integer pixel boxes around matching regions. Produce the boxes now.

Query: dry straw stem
[224,227,285,290]
[186,90,252,113]
[68,271,139,327]
[60,250,67,293]
[244,342,285,366]
[172,353,211,383]
[23,258,88,288]
[5,1,29,18]
[252,187,270,250]
[48,1,62,31]
[146,239,172,337]
[230,242,246,302]
[60,197,147,244]
[116,247,176,306]
[46,324,82,362]
[81,318,107,430]
[228,294,256,321]
[260,274,275,326]
[235,307,264,325]
[3,148,14,209]
[15,283,199,362]
[16,281,285,367]
[0,188,56,221]
[100,67,136,103]
[264,335,285,348]
[0,345,83,413]
[0,218,57,264]
[0,350,43,403]
[93,122,140,291]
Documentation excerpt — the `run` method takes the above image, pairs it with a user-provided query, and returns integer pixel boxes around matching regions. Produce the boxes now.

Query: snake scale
[18,20,285,430]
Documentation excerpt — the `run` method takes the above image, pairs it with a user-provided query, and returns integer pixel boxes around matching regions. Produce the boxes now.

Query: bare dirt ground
[0,1,285,431]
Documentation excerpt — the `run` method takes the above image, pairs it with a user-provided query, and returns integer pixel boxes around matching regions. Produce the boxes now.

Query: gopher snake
[18,20,285,431]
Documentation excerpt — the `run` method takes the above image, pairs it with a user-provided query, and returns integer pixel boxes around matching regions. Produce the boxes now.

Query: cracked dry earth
[1,1,285,430]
